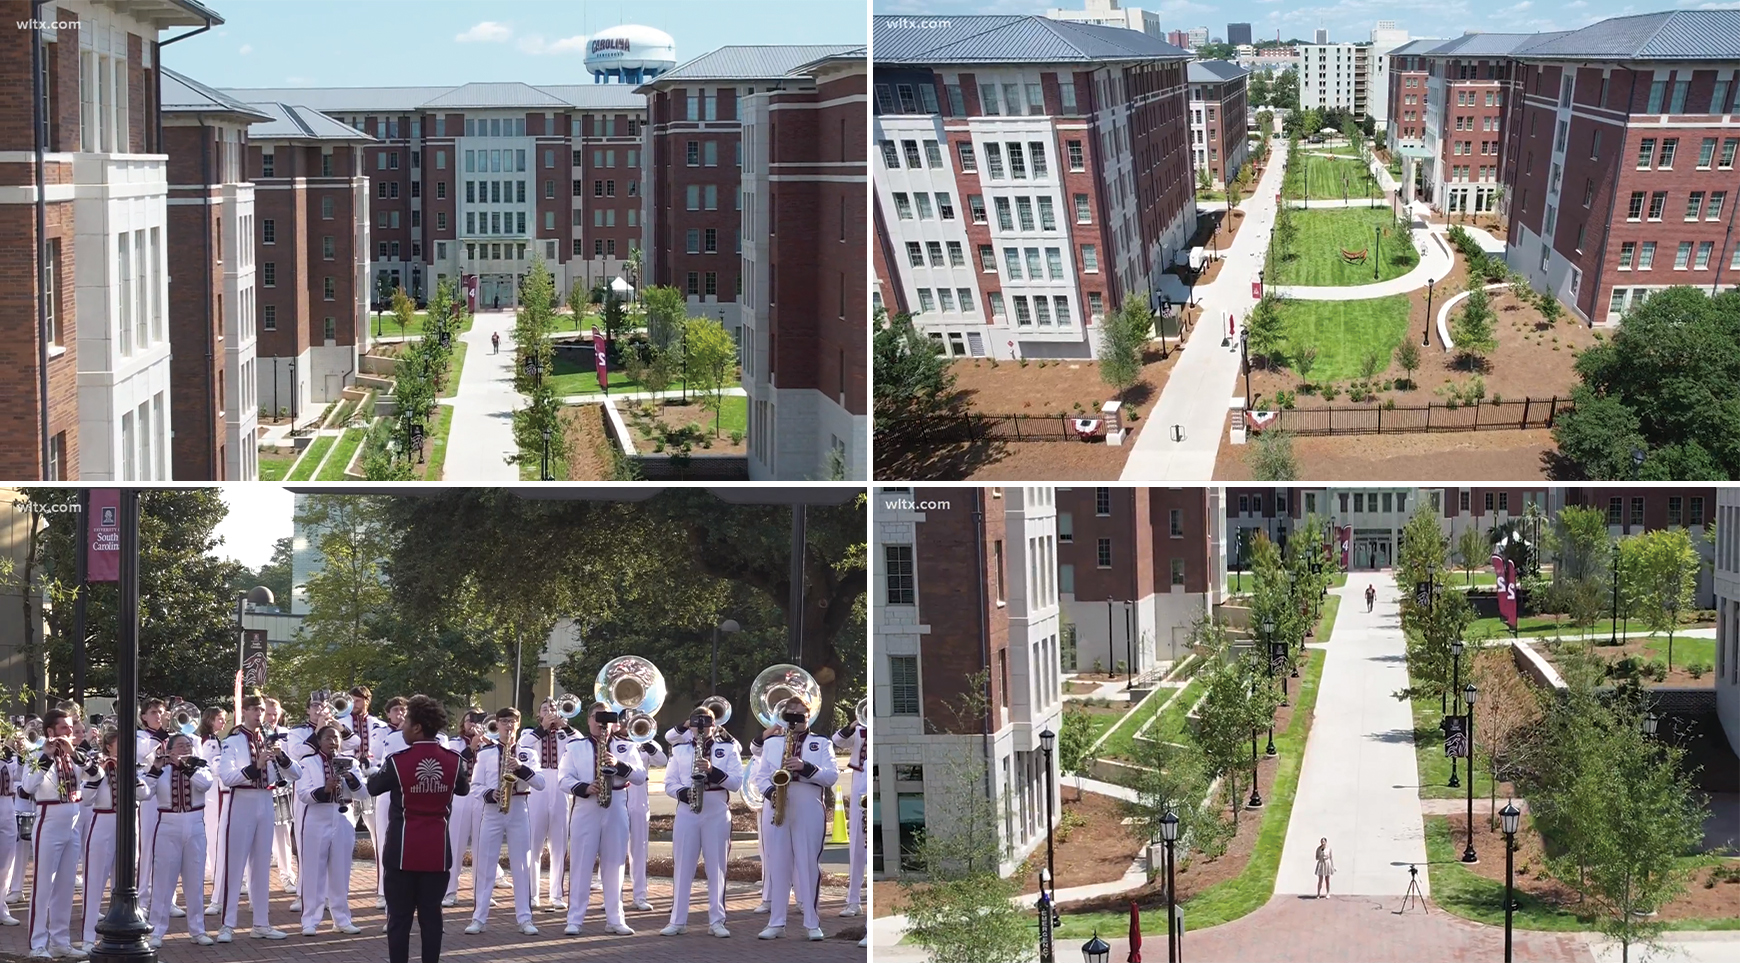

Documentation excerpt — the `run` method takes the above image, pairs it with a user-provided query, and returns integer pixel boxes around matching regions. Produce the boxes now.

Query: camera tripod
[1399,864,1428,913]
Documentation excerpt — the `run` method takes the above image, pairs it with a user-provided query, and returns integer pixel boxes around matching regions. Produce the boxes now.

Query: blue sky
[162,0,867,88]
[874,0,1708,43]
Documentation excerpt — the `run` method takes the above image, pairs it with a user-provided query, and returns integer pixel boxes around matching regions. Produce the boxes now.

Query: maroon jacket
[366,739,469,873]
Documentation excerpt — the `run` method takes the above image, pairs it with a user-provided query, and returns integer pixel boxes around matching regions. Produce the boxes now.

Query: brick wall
[164,123,222,479]
[913,489,1006,734]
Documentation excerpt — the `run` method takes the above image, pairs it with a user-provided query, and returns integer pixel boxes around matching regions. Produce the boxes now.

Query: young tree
[1627,527,1701,667]
[1055,705,1096,800]
[1293,342,1319,387]
[1394,340,1421,389]
[1123,732,1233,862]
[390,286,417,342]
[1469,647,1544,829]
[287,495,396,693]
[1250,428,1299,481]
[684,317,738,436]
[642,284,688,353]
[1244,295,1287,369]
[512,258,557,396]
[874,309,958,434]
[1454,523,1488,587]
[601,289,629,349]
[1198,167,1213,193]
[1450,286,1497,369]
[1099,298,1153,403]
[1535,289,1564,326]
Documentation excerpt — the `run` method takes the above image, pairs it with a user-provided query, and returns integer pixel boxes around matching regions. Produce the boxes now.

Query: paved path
[443,309,521,481]
[1272,214,1455,302]
[1121,139,1289,480]
[1276,572,1430,897]
[557,386,749,405]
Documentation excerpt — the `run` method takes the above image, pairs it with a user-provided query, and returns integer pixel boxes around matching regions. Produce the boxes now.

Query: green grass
[1151,679,1203,738]
[1463,615,1715,642]
[368,310,477,339]
[257,451,296,482]
[547,356,694,397]
[1081,710,1121,747]
[519,431,570,481]
[421,404,455,480]
[438,342,468,400]
[315,428,365,481]
[1271,207,1418,286]
[1226,571,1346,596]
[1411,694,1500,800]
[284,435,334,482]
[1097,688,1173,763]
[1295,153,1381,201]
[1312,592,1341,642]
[1057,637,1330,936]
[694,393,748,437]
[1271,295,1412,381]
[1424,816,1740,932]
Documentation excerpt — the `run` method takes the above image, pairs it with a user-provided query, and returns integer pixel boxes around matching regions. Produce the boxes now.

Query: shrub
[1687,661,1709,679]
[1645,657,1668,682]
[1320,382,1341,401]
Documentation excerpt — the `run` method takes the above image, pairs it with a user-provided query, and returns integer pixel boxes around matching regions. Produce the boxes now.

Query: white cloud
[455,21,512,43]
[1566,0,1588,7]
[1514,1,1532,9]
[238,43,252,55]
[517,34,588,55]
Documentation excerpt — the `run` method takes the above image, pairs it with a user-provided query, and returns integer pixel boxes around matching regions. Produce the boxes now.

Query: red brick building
[1411,33,1535,217]
[873,15,1196,360]
[0,0,221,480]
[240,102,372,419]
[161,68,270,480]
[1187,60,1250,189]
[1505,11,1740,323]
[1384,39,1439,149]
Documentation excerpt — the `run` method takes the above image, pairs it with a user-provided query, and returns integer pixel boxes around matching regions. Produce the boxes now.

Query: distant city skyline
[888,0,1618,43]
[160,0,866,88]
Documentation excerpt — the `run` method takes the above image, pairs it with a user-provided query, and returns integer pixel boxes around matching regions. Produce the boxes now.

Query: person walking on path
[491,332,500,354]
[1314,839,1335,898]
[1365,585,1376,612]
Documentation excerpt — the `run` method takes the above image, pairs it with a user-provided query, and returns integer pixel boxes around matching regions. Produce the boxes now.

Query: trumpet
[170,701,200,736]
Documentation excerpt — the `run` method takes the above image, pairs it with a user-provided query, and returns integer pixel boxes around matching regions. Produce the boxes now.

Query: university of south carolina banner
[86,489,121,583]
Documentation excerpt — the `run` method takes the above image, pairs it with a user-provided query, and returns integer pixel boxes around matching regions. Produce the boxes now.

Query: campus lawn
[1270,207,1417,286]
[284,435,334,482]
[1226,571,1347,596]
[314,427,365,481]
[1270,295,1412,381]
[1411,694,1501,800]
[547,353,693,397]
[366,310,477,339]
[257,451,296,482]
[1312,592,1341,642]
[1297,153,1382,201]
[1096,687,1173,763]
[1462,614,1716,643]
[438,342,468,400]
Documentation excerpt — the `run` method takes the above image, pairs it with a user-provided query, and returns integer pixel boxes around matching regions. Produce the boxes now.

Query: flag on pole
[1504,559,1519,631]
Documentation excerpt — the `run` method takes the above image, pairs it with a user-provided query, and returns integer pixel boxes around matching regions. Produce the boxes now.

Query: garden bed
[623,396,747,455]
[557,403,620,481]
[1015,790,1146,896]
[1534,635,1717,688]
[1215,428,1557,480]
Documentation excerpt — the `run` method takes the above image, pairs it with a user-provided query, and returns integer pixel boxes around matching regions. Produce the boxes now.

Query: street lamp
[1160,809,1179,963]
[524,356,544,387]
[1039,727,1058,901]
[1241,326,1251,408]
[1081,932,1111,963]
[1249,724,1264,808]
[1038,868,1056,963]
[1642,709,1659,739]
[540,426,552,481]
[1500,799,1521,963]
[1374,223,1382,280]
[1609,541,1621,646]
[710,619,740,694]
[1424,278,1435,346]
[1447,639,1464,788]
[1461,683,1479,863]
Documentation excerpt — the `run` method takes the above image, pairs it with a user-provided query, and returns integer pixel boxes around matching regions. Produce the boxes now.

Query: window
[1015,197,1033,230]
[1029,142,1048,177]
[1700,137,1718,169]
[1638,138,1657,168]
[1096,537,1112,568]
[957,142,977,172]
[1003,248,1022,279]
[1067,140,1083,170]
[889,656,919,715]
[905,242,923,267]
[1045,247,1062,279]
[1096,487,1111,516]
[916,193,935,219]
[1169,509,1184,538]
[1007,143,1027,179]
[262,153,274,177]
[1640,241,1657,269]
[1691,496,1704,526]
[1074,193,1091,223]
[924,140,943,168]
[1708,191,1726,221]
[1669,496,1683,526]
[1658,138,1678,169]
[994,197,1013,231]
[926,241,944,266]
[1619,241,1636,270]
[1676,241,1694,269]
[263,304,275,331]
[968,195,987,224]
[323,235,335,260]
[984,143,1005,178]
[937,192,955,220]
[947,241,965,267]
[1631,497,1645,528]
[1723,139,1739,169]
[322,196,334,219]
[262,262,275,287]
[1688,192,1706,220]
[1696,240,1714,270]
[1037,196,1054,230]
[885,546,915,604]
[1649,191,1667,220]
[1081,244,1098,272]
[1627,191,1645,220]
[1607,497,1623,526]
[978,244,995,271]
[879,141,899,168]
[901,140,921,168]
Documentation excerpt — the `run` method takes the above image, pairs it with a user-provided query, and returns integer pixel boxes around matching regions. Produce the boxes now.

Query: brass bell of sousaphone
[750,664,822,731]
[595,655,666,724]
[555,693,584,720]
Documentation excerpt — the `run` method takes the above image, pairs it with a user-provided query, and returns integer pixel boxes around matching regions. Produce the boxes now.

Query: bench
[1340,248,1369,263]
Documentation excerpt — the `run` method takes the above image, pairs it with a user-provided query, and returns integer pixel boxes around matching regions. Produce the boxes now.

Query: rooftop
[160,68,273,122]
[244,102,374,142]
[1514,10,1740,60]
[217,84,645,114]
[873,14,1189,64]
[642,44,864,84]
[1188,59,1250,83]
[1418,32,1549,57]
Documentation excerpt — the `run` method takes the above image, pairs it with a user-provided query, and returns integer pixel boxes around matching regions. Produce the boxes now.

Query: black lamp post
[1241,326,1251,408]
[540,426,551,481]
[1081,932,1111,963]
[1500,800,1521,963]
[710,618,740,694]
[1447,638,1463,788]
[524,356,543,387]
[1038,874,1055,963]
[1609,541,1621,646]
[1160,809,1179,963]
[1249,725,1263,808]
[1424,278,1435,346]
[1461,682,1479,863]
[1039,727,1058,899]
[1374,223,1382,280]
[1642,709,1659,740]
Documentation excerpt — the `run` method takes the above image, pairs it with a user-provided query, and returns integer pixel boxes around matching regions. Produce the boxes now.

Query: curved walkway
[442,308,521,481]
[1435,282,1510,352]
[1272,217,1454,301]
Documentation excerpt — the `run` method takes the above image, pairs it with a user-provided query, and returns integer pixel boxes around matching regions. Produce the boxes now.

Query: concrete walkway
[442,308,521,481]
[1275,572,1430,897]
[557,385,749,405]
[1272,215,1455,301]
[1121,138,1289,480]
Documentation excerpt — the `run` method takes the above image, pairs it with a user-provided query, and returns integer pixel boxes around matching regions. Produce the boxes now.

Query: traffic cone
[832,786,848,842]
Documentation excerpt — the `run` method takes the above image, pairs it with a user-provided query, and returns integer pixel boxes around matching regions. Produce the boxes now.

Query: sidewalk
[1275,572,1430,897]
[1121,140,1289,480]
[1271,214,1455,302]
[443,309,521,481]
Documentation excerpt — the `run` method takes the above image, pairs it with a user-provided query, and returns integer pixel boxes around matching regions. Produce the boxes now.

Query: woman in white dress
[1314,837,1335,898]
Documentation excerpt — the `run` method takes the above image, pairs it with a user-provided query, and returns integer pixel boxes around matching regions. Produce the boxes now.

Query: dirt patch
[1215,426,1557,480]
[1064,681,1105,695]
[622,398,746,455]
[559,404,617,480]
[1444,813,1740,921]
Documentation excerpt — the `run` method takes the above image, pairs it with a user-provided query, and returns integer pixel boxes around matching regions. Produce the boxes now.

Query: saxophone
[595,728,614,809]
[497,743,515,815]
[770,727,798,827]
[690,725,711,814]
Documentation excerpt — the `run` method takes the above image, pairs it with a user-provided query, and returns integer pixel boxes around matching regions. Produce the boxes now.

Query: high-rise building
[1187,26,1210,49]
[1045,0,1162,38]
[1167,29,1189,50]
[1297,42,1370,116]
[872,15,1197,359]
[1314,27,1329,45]
[1384,39,1443,148]
[1367,21,1411,132]
[1228,22,1253,47]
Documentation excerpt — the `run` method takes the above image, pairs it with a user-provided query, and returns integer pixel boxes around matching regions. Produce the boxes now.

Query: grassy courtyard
[1296,154,1382,202]
[1271,295,1412,381]
[1270,208,1416,287]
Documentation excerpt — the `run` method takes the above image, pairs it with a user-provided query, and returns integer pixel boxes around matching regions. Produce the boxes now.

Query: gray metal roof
[422,82,571,108]
[1515,10,1740,60]
[874,15,1190,65]
[160,67,273,121]
[219,86,453,112]
[1386,38,1444,58]
[1188,59,1249,83]
[789,46,867,77]
[245,102,375,142]
[218,83,644,114]
[522,85,648,109]
[641,44,863,83]
[1419,33,1544,57]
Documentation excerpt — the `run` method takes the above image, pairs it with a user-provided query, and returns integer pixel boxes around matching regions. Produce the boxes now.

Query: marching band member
[216,695,301,942]
[519,699,569,911]
[750,697,838,942]
[294,724,365,936]
[373,697,410,763]
[464,708,542,936]
[340,686,389,909]
[441,709,488,909]
[79,730,152,951]
[7,728,29,907]
[749,730,771,914]
[556,704,641,937]
[284,693,329,915]
[660,705,741,938]
[262,698,297,897]
[146,734,215,948]
[627,735,667,911]
[196,708,228,890]
[135,699,172,916]
[832,714,866,917]
[23,709,84,959]
[0,737,20,927]
[366,696,469,963]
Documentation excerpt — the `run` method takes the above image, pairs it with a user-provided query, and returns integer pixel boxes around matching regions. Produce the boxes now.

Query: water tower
[584,25,677,84]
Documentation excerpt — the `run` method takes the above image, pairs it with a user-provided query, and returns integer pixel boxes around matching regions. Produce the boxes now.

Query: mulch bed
[624,398,747,455]
[1015,789,1146,897]
[1534,636,1718,689]
[1215,427,1557,480]
[558,403,617,480]
[1443,813,1740,921]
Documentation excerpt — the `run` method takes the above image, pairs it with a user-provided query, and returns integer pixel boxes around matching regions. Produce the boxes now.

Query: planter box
[359,354,398,376]
[631,453,750,480]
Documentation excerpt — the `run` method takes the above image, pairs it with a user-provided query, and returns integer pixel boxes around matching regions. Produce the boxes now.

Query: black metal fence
[1254,396,1559,435]
[930,413,1106,443]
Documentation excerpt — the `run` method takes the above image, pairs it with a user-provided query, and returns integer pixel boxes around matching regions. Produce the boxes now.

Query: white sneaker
[170,904,186,918]
[754,901,771,914]
[50,946,84,959]
[519,923,539,936]
[632,899,653,911]
[288,899,302,912]
[27,950,52,960]
[840,904,861,918]
[605,923,634,936]
[659,924,685,936]
[252,926,288,940]
[550,899,567,911]
[757,925,784,940]
[709,923,731,938]
[192,933,215,945]
[336,923,362,934]
[563,924,581,936]
[859,935,868,947]
[441,895,456,907]
[215,927,234,943]
[807,927,825,941]
[374,896,386,909]
[0,912,18,926]
[301,927,319,937]
[463,922,484,935]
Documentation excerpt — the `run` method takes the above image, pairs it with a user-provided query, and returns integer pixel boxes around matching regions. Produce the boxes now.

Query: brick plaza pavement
[0,863,866,962]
